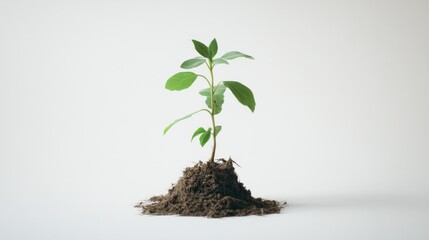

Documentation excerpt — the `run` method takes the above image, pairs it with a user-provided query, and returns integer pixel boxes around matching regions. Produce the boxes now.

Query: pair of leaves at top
[192,39,218,60]
[191,126,222,147]
[180,38,254,69]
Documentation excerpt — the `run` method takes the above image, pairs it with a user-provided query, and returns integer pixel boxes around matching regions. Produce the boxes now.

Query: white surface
[1,192,429,239]
[1,0,429,239]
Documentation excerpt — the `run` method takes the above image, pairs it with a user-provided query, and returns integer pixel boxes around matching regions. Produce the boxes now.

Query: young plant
[163,38,256,162]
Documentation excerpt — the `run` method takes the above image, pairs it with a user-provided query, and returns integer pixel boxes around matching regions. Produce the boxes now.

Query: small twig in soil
[215,158,241,168]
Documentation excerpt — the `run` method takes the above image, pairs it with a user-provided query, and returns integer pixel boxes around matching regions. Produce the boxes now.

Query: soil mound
[136,159,282,218]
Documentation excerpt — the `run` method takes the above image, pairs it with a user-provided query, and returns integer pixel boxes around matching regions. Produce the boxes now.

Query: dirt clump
[136,159,282,218]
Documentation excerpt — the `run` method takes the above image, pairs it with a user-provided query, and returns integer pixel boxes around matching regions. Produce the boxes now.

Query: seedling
[137,40,281,217]
[163,38,256,162]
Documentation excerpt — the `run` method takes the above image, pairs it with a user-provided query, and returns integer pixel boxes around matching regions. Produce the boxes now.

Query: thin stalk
[208,60,217,162]
[197,74,211,87]
[213,81,224,93]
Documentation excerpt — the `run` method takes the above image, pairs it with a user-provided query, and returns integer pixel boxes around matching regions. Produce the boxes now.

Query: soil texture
[136,159,282,218]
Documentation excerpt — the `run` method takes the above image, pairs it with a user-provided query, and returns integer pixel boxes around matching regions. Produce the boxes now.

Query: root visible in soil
[135,159,283,218]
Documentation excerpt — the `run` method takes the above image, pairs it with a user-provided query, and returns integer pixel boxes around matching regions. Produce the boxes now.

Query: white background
[1,0,428,239]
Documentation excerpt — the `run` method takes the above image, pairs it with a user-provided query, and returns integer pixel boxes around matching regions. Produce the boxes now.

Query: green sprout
[163,38,256,162]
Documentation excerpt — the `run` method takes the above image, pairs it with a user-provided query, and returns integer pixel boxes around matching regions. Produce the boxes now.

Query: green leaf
[165,72,198,91]
[213,58,229,65]
[221,51,254,60]
[214,125,222,137]
[191,127,206,141]
[199,128,212,147]
[199,85,226,115]
[208,38,218,58]
[192,40,210,58]
[163,109,206,135]
[180,58,206,69]
[224,81,256,112]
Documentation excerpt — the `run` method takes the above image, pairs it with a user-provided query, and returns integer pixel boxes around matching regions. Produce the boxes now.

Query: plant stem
[197,74,211,87]
[208,61,217,162]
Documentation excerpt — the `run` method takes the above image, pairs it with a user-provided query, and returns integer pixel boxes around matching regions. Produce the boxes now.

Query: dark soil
[135,159,283,218]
